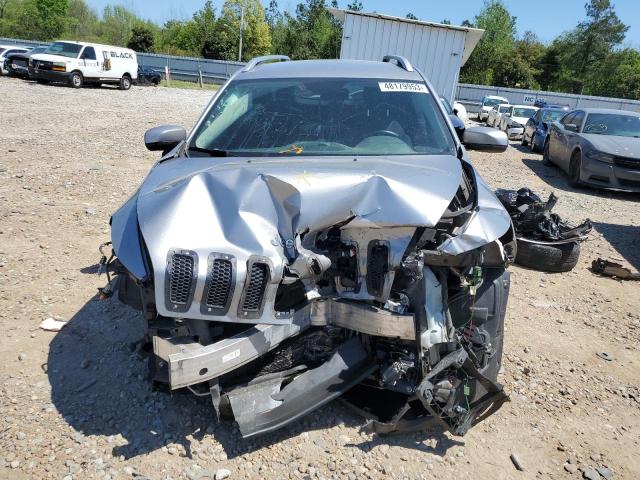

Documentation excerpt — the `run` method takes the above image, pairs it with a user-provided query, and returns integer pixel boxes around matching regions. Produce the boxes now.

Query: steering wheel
[369,129,402,138]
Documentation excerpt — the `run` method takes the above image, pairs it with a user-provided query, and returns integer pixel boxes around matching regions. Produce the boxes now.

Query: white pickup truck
[29,41,138,90]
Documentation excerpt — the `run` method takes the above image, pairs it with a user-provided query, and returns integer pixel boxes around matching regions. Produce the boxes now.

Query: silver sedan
[543,108,640,191]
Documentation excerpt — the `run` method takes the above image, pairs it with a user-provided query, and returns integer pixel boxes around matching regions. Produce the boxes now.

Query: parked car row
[1,41,162,89]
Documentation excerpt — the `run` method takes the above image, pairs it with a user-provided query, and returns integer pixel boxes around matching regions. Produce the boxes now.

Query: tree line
[0,0,637,99]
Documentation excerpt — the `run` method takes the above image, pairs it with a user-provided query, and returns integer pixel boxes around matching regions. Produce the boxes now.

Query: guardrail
[456,83,640,114]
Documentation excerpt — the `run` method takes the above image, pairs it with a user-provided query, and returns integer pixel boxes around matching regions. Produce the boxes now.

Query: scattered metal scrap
[591,258,640,280]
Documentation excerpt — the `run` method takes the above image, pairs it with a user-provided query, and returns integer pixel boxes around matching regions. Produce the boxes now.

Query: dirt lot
[0,76,639,480]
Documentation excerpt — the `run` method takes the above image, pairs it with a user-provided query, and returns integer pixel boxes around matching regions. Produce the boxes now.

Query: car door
[558,111,584,171]
[79,46,100,79]
[549,112,574,166]
[526,110,541,142]
[500,106,513,131]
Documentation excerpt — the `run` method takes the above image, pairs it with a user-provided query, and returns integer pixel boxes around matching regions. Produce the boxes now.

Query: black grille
[614,157,640,170]
[367,243,389,297]
[169,254,194,305]
[242,263,269,313]
[204,259,233,309]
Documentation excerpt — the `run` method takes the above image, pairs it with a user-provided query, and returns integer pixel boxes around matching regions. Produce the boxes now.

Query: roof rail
[243,55,290,72]
[382,55,414,72]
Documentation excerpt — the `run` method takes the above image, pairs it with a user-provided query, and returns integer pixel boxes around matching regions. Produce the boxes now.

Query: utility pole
[238,5,245,62]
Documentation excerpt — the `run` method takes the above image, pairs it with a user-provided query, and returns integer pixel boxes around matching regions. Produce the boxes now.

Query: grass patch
[160,79,220,91]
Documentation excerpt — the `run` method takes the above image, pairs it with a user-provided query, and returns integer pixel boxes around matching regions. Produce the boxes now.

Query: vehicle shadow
[48,293,459,460]
[592,222,640,270]
[520,158,640,202]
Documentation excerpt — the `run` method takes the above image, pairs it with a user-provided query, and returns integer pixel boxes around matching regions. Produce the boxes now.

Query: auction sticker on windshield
[379,82,429,93]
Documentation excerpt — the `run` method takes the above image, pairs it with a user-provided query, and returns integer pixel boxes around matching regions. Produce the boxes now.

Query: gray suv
[105,55,514,438]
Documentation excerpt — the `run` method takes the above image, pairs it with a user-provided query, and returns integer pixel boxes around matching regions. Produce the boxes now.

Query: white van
[28,41,138,90]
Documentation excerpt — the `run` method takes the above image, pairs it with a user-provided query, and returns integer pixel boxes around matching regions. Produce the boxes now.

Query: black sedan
[543,108,640,191]
[136,65,162,86]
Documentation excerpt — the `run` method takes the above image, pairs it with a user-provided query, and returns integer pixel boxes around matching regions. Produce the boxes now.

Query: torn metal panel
[228,337,377,438]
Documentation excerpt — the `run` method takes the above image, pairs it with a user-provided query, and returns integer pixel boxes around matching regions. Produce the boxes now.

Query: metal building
[329,9,484,104]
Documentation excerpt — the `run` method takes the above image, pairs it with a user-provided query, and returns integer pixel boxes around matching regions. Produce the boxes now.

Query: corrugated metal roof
[328,9,484,66]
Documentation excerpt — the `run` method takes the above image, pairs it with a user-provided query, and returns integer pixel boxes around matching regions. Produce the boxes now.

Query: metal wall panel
[456,83,640,114]
[340,14,466,103]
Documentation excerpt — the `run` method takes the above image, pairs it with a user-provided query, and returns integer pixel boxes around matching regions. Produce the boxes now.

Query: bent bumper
[507,127,524,140]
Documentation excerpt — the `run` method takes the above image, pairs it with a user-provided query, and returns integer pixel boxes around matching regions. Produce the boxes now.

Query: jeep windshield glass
[44,42,83,58]
[189,78,456,157]
[583,113,640,137]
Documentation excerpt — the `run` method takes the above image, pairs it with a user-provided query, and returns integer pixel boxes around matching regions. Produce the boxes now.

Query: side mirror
[462,126,508,152]
[144,125,187,151]
[564,124,578,132]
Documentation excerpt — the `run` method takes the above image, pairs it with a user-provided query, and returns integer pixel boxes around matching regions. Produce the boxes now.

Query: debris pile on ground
[592,258,640,280]
[495,188,592,241]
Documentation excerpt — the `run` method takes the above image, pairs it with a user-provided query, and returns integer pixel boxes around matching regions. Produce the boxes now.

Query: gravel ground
[0,76,639,480]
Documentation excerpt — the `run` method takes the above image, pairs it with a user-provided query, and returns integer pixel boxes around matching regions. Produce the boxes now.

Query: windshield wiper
[188,146,228,157]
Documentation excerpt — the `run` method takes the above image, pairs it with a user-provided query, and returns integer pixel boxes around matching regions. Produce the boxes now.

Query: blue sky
[86,0,640,48]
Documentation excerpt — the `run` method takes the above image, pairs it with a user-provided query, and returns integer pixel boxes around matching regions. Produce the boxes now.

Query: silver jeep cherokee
[104,55,514,438]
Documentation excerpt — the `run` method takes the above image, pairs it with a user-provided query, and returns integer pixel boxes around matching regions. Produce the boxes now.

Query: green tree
[35,0,68,39]
[440,19,451,25]
[460,0,516,85]
[346,1,362,11]
[128,25,154,52]
[64,0,100,40]
[405,13,417,20]
[100,5,136,46]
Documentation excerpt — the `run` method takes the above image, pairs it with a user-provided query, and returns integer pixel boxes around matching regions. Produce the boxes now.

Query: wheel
[569,151,583,187]
[119,75,132,90]
[542,139,552,165]
[521,133,529,146]
[515,239,581,273]
[69,71,83,88]
[530,133,539,153]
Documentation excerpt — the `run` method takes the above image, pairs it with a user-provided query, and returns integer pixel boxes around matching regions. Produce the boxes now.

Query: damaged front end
[102,152,515,439]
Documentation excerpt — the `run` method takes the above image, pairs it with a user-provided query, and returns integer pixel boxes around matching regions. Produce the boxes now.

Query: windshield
[541,110,567,123]
[190,78,456,157]
[513,107,537,118]
[497,105,510,113]
[44,42,82,58]
[583,113,640,137]
[484,97,507,107]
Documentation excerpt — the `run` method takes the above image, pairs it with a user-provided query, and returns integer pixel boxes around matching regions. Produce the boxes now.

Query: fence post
[198,66,203,88]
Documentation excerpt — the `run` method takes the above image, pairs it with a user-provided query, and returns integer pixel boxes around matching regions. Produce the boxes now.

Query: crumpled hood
[583,134,640,158]
[511,116,530,127]
[135,154,464,320]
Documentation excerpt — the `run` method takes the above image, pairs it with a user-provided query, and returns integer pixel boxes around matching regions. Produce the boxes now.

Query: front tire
[69,71,83,88]
[521,133,529,146]
[119,75,132,90]
[530,133,539,153]
[569,151,583,188]
[516,239,581,273]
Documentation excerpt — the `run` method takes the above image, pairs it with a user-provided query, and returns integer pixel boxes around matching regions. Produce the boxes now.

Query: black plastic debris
[495,188,592,241]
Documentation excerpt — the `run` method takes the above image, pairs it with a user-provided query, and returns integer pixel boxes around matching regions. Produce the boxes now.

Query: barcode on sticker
[222,349,240,363]
[379,82,428,93]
